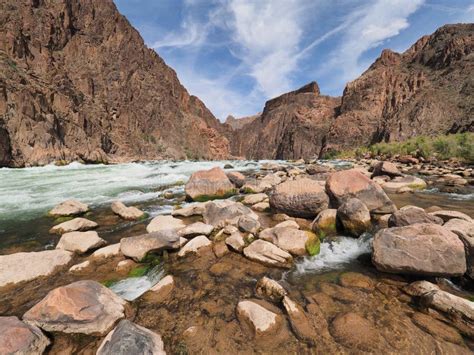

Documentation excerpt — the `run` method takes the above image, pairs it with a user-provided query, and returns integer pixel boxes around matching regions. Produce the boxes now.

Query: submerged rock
[146,215,185,233]
[23,280,126,335]
[243,240,293,268]
[49,217,98,234]
[120,231,181,261]
[283,296,318,344]
[149,275,175,300]
[336,198,371,236]
[185,167,236,201]
[388,206,443,227]
[56,231,106,254]
[0,316,50,355]
[49,199,89,217]
[372,223,466,276]
[178,235,212,257]
[97,320,166,355]
[0,250,72,287]
[269,178,329,218]
[236,300,283,337]
[111,201,145,220]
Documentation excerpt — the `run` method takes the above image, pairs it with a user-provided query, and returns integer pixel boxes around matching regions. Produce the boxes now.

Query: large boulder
[371,161,402,178]
[146,215,185,233]
[243,240,293,268]
[259,227,311,256]
[430,210,473,223]
[120,231,181,261]
[111,201,145,220]
[372,223,466,276]
[49,217,98,234]
[242,193,268,205]
[336,198,371,236]
[269,178,329,218]
[49,199,89,217]
[56,231,106,254]
[388,206,443,227]
[0,316,50,354]
[0,250,73,287]
[236,300,283,337]
[97,320,165,355]
[226,171,246,188]
[326,169,396,214]
[311,209,338,237]
[203,200,258,228]
[177,235,211,257]
[185,167,236,201]
[23,280,126,335]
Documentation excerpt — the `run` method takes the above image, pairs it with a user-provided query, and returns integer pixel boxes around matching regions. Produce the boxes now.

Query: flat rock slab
[243,239,293,268]
[56,231,106,254]
[243,193,268,205]
[146,215,185,233]
[23,280,126,335]
[0,316,50,354]
[49,199,89,217]
[120,231,181,261]
[49,217,98,234]
[97,320,165,355]
[111,201,145,220]
[178,235,211,257]
[236,300,283,337]
[0,249,73,287]
[372,223,466,277]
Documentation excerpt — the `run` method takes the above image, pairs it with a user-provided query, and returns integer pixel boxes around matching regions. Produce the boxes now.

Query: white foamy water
[0,160,260,222]
[294,234,373,274]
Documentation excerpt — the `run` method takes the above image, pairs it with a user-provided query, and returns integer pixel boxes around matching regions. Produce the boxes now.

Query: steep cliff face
[229,82,340,159]
[229,24,473,159]
[0,0,229,167]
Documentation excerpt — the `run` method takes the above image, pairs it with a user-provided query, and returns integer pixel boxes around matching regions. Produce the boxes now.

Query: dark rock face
[228,24,473,159]
[0,0,229,167]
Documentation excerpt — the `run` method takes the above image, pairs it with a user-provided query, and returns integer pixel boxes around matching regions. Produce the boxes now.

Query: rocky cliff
[229,24,473,159]
[0,0,229,167]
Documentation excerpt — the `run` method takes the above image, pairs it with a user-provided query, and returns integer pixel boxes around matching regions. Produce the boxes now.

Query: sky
[114,0,474,121]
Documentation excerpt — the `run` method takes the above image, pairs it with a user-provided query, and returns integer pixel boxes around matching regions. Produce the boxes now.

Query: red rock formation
[0,0,229,167]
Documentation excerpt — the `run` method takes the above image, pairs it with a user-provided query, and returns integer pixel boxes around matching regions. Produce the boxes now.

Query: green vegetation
[323,133,474,163]
[241,187,256,194]
[101,279,118,288]
[305,231,321,256]
[128,265,149,277]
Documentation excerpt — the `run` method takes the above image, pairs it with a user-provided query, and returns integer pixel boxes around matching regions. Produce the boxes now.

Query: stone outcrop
[0,0,229,167]
[0,316,50,354]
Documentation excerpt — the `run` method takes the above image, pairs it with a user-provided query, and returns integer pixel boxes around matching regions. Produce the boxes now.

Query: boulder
[241,180,272,193]
[259,227,310,256]
[203,200,258,228]
[56,231,106,254]
[430,210,473,223]
[269,178,329,218]
[252,202,270,212]
[381,175,427,193]
[242,193,268,205]
[172,202,208,217]
[283,296,317,344]
[146,215,185,233]
[92,243,121,258]
[49,217,98,234]
[243,240,293,268]
[326,169,396,214]
[97,320,165,355]
[371,161,402,178]
[236,300,283,337]
[178,222,214,238]
[255,277,287,302]
[111,201,145,220]
[306,164,333,175]
[238,215,261,234]
[49,199,89,217]
[0,316,50,355]
[261,173,282,186]
[226,171,246,188]
[444,219,474,278]
[23,280,126,335]
[311,209,338,237]
[120,231,181,261]
[185,167,236,201]
[274,220,299,229]
[0,250,73,287]
[177,235,211,257]
[336,198,371,236]
[225,231,246,252]
[388,206,443,227]
[372,223,466,276]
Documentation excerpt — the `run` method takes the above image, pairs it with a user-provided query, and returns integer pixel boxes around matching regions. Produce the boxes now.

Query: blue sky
[114,0,474,120]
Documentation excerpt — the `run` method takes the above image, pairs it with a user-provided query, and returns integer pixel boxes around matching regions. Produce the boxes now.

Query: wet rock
[97,320,165,355]
[111,201,145,220]
[242,193,268,205]
[120,231,181,261]
[178,222,214,238]
[92,243,121,258]
[259,227,310,256]
[23,280,126,335]
[381,175,427,193]
[388,206,443,227]
[225,231,246,252]
[146,275,175,303]
[282,296,317,344]
[56,231,106,254]
[372,223,466,276]
[339,272,375,291]
[172,202,208,217]
[329,312,383,351]
[226,171,246,188]
[49,217,98,234]
[371,161,402,178]
[444,218,474,278]
[326,169,396,214]
[185,167,236,201]
[337,198,371,236]
[252,201,270,212]
[178,235,211,257]
[311,209,338,237]
[69,260,90,272]
[430,210,473,223]
[203,200,258,228]
[0,316,50,355]
[213,241,229,258]
[146,215,185,233]
[269,178,329,218]
[243,240,293,268]
[0,250,73,287]
[238,215,261,234]
[438,174,468,186]
[255,277,287,302]
[236,300,283,337]
[49,199,89,217]
[411,312,463,345]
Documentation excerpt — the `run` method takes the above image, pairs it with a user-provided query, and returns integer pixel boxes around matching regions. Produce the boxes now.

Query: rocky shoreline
[0,159,473,354]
